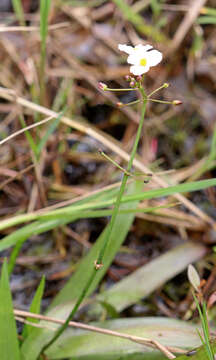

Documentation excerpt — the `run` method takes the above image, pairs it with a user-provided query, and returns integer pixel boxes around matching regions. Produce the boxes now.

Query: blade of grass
[52,79,73,112]
[39,0,51,103]
[0,260,20,360]
[193,295,214,360]
[38,178,216,220]
[11,0,25,25]
[19,115,38,159]
[0,181,120,231]
[22,276,45,338]
[36,108,65,155]
[8,237,26,275]
[0,217,78,253]
[197,16,216,24]
[0,177,216,235]
[201,7,216,16]
[0,204,173,256]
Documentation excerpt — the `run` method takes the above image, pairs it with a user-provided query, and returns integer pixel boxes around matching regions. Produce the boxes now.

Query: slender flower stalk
[38,44,180,359]
[96,93,147,266]
[147,83,169,97]
[117,99,140,107]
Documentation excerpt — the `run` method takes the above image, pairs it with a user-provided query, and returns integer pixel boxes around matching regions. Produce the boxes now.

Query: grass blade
[19,115,38,159]
[0,260,20,360]
[39,0,51,102]
[36,109,64,155]
[197,16,216,24]
[11,0,25,25]
[0,182,119,231]
[0,178,216,252]
[39,178,216,220]
[22,276,45,338]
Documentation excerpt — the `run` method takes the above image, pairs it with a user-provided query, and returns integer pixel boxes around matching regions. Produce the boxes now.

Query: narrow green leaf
[40,0,51,42]
[197,16,216,24]
[201,7,216,16]
[0,176,119,231]
[36,110,64,155]
[0,178,216,253]
[39,0,51,102]
[8,237,24,276]
[39,178,216,220]
[0,260,20,360]
[22,276,45,338]
[19,116,38,158]
[0,217,77,253]
[11,0,25,25]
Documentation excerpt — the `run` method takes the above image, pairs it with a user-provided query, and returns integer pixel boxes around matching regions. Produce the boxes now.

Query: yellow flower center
[139,58,147,66]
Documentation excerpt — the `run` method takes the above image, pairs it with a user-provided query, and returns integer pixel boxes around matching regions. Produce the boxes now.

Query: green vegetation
[0,1,216,359]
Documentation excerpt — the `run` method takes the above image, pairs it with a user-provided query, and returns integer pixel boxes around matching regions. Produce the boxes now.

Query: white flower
[118,43,162,76]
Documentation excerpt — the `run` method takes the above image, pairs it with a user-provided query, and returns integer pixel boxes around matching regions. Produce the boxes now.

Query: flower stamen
[140,58,147,67]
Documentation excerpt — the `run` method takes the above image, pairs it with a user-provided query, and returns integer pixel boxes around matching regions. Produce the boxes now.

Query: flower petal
[118,44,134,54]
[130,65,150,76]
[146,50,162,67]
[127,53,141,65]
[134,44,153,52]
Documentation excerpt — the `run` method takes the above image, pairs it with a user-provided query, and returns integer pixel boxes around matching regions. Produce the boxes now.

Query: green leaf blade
[22,275,45,338]
[0,260,20,360]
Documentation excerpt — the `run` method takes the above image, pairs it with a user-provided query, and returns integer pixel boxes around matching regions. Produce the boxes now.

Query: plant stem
[38,87,147,358]
[97,93,147,265]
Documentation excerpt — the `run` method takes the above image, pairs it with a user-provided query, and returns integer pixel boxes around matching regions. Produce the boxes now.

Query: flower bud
[116,102,123,107]
[130,81,136,88]
[98,82,108,90]
[125,75,131,81]
[187,264,201,292]
[136,75,143,82]
[163,83,169,88]
[172,100,182,106]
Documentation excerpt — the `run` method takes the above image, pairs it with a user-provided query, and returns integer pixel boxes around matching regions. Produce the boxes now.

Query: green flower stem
[147,98,174,105]
[38,86,147,358]
[99,150,134,176]
[99,150,151,181]
[105,87,138,91]
[147,83,169,97]
[97,87,147,265]
[120,99,141,107]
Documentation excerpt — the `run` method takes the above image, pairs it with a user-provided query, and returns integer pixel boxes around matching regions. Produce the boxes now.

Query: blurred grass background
[0,0,216,359]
